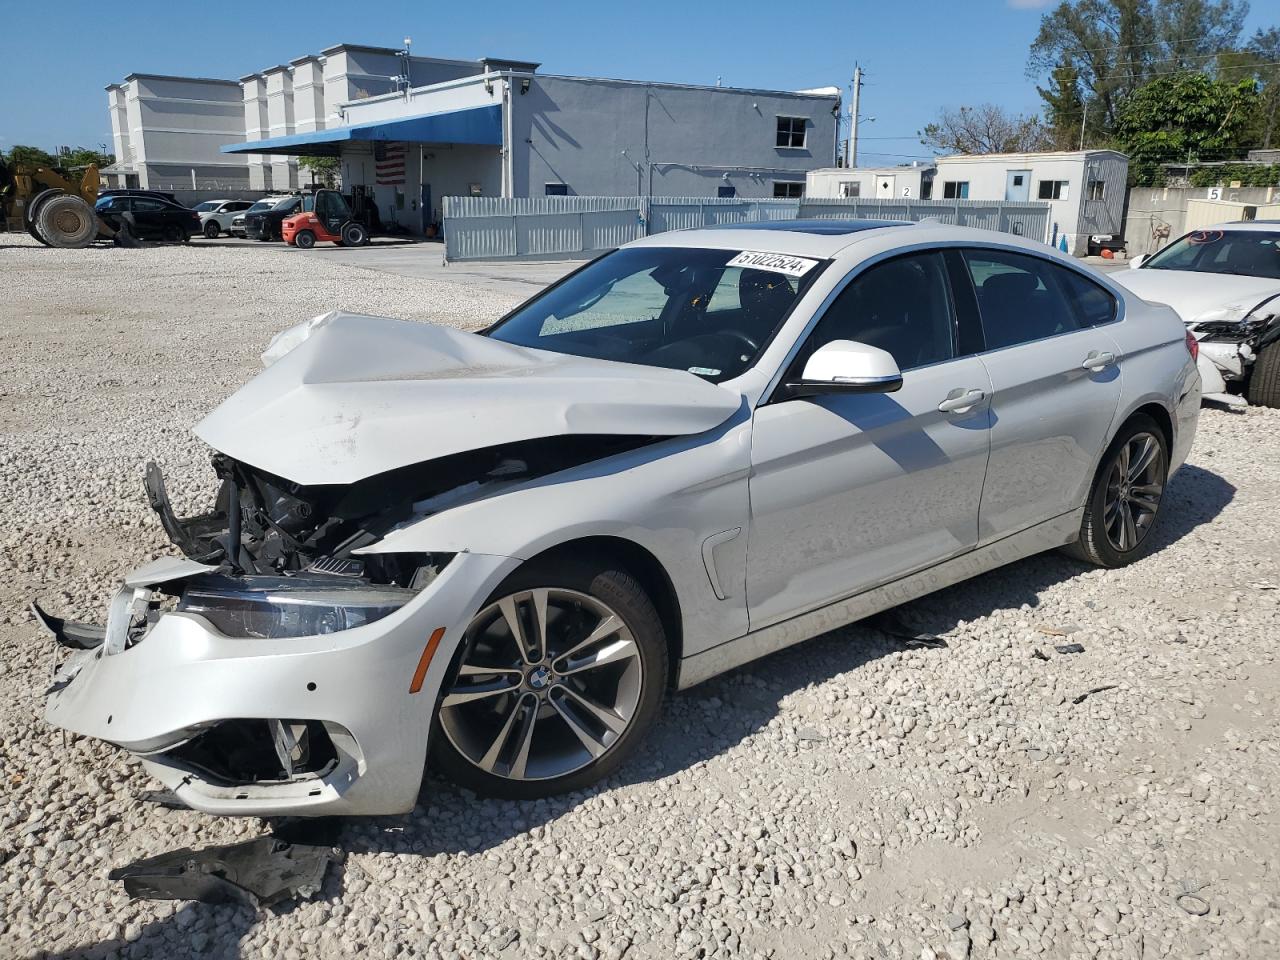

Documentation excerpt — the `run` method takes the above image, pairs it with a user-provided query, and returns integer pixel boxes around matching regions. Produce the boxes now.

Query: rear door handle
[938,388,987,413]
[1082,350,1117,371]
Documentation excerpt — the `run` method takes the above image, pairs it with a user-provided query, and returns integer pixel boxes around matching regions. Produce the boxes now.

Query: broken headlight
[177,574,414,639]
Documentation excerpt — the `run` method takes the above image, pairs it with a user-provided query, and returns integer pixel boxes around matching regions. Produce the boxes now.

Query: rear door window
[1055,268,1117,327]
[961,249,1083,350]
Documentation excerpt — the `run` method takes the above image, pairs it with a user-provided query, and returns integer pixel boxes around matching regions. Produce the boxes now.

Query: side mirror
[782,340,903,399]
[1129,253,1148,269]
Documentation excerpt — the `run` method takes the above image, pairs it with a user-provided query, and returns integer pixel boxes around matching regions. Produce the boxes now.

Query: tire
[294,229,316,250]
[1246,341,1280,409]
[36,194,97,249]
[163,225,182,243]
[203,220,220,239]
[1062,414,1168,568]
[340,221,368,246]
[430,556,668,800]
[24,188,61,246]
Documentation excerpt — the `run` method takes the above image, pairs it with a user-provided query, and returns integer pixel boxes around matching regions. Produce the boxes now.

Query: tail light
[1185,329,1199,362]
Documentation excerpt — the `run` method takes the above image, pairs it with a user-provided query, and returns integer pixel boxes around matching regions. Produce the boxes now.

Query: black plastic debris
[870,613,949,649]
[1054,643,1086,655]
[1071,685,1118,705]
[1031,648,1050,661]
[139,789,187,810]
[108,833,342,908]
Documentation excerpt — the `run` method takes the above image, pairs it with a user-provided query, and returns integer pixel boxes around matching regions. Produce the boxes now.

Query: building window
[839,181,861,198]
[1038,180,1070,200]
[776,116,807,149]
[942,181,969,199]
[1087,179,1104,201]
[469,183,483,196]
[717,185,737,198]
[544,182,568,196]
[773,181,804,198]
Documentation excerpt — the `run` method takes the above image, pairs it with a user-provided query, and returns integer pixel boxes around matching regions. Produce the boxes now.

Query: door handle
[1081,350,1117,371]
[937,388,987,413]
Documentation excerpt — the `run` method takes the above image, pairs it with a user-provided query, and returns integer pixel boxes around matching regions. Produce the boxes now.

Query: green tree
[1028,0,1248,134]
[1218,27,1280,149]
[3,144,59,168]
[1037,63,1094,149]
[60,147,114,169]
[298,155,340,187]
[919,104,1053,154]
[1116,71,1259,183]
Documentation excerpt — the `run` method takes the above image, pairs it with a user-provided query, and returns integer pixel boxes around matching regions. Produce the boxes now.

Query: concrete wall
[807,166,933,199]
[263,67,298,190]
[508,75,839,199]
[1122,185,1280,257]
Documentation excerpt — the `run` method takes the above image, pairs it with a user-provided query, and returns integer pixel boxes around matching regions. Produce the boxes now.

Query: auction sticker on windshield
[727,251,820,278]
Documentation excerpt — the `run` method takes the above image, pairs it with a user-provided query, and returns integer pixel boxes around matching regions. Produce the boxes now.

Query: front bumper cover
[42,550,519,816]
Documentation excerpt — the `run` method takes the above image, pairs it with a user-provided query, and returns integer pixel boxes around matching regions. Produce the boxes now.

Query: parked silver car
[40,221,1200,816]
[194,199,255,239]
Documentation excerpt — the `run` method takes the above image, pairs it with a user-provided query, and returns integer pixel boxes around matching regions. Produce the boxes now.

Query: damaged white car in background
[38,220,1200,817]
[1113,221,1280,407]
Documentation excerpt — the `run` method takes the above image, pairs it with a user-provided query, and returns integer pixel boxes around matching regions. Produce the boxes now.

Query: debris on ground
[1071,685,1118,705]
[108,822,344,908]
[1054,643,1086,655]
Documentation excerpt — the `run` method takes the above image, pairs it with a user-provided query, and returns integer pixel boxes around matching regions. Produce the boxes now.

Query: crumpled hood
[1110,268,1280,323]
[196,312,742,486]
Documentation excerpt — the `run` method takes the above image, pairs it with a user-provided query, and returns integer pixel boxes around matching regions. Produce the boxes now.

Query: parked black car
[94,194,201,242]
[244,195,305,241]
[96,188,180,204]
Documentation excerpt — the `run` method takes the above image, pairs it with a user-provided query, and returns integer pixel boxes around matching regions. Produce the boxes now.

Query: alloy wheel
[439,588,643,782]
[1102,431,1164,552]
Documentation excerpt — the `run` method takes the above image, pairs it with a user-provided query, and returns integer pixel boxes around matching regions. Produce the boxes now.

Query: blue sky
[1,0,1272,165]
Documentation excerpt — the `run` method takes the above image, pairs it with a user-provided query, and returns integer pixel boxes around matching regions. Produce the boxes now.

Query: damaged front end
[1187,297,1280,396]
[38,435,655,816]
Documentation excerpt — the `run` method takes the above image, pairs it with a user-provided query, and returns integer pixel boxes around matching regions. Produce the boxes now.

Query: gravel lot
[1,234,1277,960]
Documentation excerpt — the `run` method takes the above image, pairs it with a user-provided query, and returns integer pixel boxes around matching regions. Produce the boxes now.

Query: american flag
[375,142,406,185]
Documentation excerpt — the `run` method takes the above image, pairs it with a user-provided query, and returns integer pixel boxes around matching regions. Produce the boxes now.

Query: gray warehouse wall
[509,76,838,199]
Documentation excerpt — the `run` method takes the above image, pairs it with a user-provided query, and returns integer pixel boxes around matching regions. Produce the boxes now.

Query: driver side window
[805,252,956,371]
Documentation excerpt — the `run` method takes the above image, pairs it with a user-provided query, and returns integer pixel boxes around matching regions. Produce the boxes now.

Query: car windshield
[274,197,303,212]
[1143,229,1280,279]
[486,246,825,382]
[247,201,275,213]
[194,201,220,212]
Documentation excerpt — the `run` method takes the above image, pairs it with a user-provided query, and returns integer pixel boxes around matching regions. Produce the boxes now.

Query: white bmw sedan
[40,221,1200,816]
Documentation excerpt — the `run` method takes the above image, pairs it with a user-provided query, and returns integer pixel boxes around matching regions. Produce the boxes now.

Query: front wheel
[1063,415,1168,568]
[431,559,667,799]
[203,220,220,239]
[294,229,316,250]
[1247,341,1280,409]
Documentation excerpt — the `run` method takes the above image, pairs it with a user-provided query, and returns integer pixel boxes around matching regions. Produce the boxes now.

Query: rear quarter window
[1055,268,1117,327]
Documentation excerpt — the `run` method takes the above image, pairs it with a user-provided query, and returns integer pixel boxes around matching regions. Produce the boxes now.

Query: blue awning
[222,103,502,156]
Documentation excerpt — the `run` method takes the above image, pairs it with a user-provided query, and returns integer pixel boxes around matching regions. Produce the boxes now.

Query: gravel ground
[1,234,1277,960]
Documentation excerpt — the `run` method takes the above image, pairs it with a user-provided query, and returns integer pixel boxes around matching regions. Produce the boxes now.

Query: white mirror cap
[801,339,902,384]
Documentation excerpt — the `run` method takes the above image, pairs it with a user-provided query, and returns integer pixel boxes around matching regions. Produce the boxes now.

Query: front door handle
[1082,350,1117,371]
[938,388,987,413]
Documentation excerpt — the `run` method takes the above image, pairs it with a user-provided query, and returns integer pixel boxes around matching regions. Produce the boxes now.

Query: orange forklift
[281,189,370,248]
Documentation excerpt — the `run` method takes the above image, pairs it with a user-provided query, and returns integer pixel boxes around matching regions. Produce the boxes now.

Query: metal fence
[442,195,1052,262]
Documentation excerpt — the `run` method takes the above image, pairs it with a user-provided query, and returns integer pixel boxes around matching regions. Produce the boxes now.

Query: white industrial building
[106,43,842,235]
[806,164,935,200]
[932,149,1128,255]
[103,74,249,190]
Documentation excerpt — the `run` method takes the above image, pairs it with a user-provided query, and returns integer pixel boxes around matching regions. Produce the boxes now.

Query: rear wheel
[36,195,97,249]
[431,558,667,799]
[1063,414,1168,568]
[294,229,316,249]
[341,221,369,246]
[1246,341,1280,409]
[203,220,220,239]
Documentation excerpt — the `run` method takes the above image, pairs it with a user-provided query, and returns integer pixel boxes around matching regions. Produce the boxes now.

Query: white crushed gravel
[1,234,1277,959]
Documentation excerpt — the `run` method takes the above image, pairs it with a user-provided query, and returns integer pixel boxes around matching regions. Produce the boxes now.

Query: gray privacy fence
[442,195,1051,262]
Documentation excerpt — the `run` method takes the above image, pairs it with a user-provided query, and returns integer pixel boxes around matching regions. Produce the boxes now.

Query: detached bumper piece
[31,601,104,650]
[108,827,343,908]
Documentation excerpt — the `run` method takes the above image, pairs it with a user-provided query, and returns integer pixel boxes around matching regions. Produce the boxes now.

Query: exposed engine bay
[145,434,654,582]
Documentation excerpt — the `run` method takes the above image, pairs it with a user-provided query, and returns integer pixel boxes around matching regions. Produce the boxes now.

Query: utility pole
[847,64,863,169]
[1079,98,1088,151]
